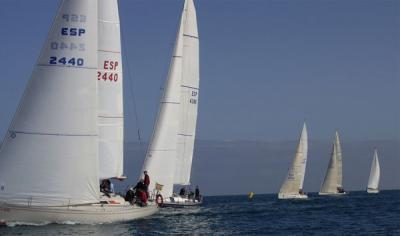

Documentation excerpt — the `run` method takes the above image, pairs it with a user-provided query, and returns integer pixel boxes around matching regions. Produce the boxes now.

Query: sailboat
[0,0,158,225]
[319,131,347,195]
[367,149,380,193]
[141,0,201,207]
[278,123,308,199]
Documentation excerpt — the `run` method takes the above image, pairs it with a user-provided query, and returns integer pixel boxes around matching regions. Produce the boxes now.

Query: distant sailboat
[367,149,380,193]
[278,123,308,199]
[319,131,346,195]
[0,0,157,225]
[141,0,201,207]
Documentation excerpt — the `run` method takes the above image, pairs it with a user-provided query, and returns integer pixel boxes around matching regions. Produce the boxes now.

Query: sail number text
[98,60,120,82]
[49,57,84,66]
[190,91,198,104]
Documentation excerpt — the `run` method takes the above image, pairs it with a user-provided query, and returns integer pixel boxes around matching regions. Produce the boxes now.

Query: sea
[0,190,399,235]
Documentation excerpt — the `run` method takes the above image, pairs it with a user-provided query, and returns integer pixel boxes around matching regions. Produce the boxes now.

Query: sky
[0,0,398,194]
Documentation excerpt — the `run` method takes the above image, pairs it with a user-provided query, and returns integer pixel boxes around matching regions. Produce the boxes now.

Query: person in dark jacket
[125,187,135,204]
[143,171,150,198]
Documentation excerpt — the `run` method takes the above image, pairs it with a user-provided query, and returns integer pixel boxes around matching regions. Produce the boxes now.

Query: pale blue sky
[0,0,398,144]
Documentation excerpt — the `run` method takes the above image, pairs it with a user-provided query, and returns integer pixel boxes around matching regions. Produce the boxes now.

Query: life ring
[156,194,163,206]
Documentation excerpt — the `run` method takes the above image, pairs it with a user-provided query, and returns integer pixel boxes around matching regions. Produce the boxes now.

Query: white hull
[0,202,158,226]
[367,188,379,194]
[278,193,308,199]
[318,192,347,196]
[162,196,202,207]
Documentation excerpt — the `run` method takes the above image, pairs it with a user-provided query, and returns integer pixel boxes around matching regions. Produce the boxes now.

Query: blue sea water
[0,190,399,235]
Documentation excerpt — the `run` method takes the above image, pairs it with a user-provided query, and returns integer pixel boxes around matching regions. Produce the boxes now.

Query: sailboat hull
[278,193,308,199]
[162,196,202,207]
[367,188,379,194]
[0,202,158,226]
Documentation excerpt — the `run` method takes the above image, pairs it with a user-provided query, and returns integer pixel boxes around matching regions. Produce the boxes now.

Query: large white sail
[0,0,99,206]
[320,142,339,194]
[97,0,124,179]
[174,0,200,185]
[141,1,187,197]
[367,149,380,191]
[279,123,308,195]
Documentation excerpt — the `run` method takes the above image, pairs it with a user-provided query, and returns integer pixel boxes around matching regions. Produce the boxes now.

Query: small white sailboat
[278,123,308,199]
[319,131,347,195]
[140,0,201,207]
[367,149,380,193]
[0,0,157,225]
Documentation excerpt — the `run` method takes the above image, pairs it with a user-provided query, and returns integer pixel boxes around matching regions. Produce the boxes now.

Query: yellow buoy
[248,192,254,200]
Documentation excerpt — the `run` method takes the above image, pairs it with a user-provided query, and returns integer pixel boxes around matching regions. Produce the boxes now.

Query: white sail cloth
[141,1,187,197]
[279,123,308,195]
[0,0,99,206]
[367,149,380,190]
[320,131,343,194]
[98,0,124,179]
[174,0,200,185]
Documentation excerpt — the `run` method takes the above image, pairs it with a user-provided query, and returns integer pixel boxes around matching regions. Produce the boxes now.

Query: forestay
[141,0,187,197]
[98,0,124,179]
[0,0,99,206]
[174,0,200,185]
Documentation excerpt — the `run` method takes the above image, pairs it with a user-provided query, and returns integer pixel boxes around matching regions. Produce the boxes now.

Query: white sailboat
[319,131,347,195]
[0,0,157,225]
[367,149,380,193]
[278,123,308,199]
[140,0,201,207]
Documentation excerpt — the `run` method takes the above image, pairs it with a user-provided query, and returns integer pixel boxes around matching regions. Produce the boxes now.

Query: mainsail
[367,149,380,191]
[335,131,343,189]
[98,0,124,179]
[279,123,308,195]
[174,0,200,185]
[0,0,99,206]
[141,1,187,197]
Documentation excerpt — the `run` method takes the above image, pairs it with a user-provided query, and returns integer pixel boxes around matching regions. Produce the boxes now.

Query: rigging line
[120,25,145,157]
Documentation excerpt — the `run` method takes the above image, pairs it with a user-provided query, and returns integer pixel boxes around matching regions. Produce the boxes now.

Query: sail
[367,149,380,190]
[279,123,308,195]
[334,131,343,188]
[320,143,339,193]
[97,0,124,179]
[0,0,99,206]
[174,0,200,185]
[141,1,187,197]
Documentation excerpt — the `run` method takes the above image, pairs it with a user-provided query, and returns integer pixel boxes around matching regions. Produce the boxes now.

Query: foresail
[174,0,200,185]
[0,0,99,206]
[320,143,338,193]
[367,149,380,190]
[98,0,124,179]
[141,1,186,197]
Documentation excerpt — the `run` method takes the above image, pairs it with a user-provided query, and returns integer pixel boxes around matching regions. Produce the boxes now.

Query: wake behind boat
[0,0,158,225]
[278,122,308,200]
